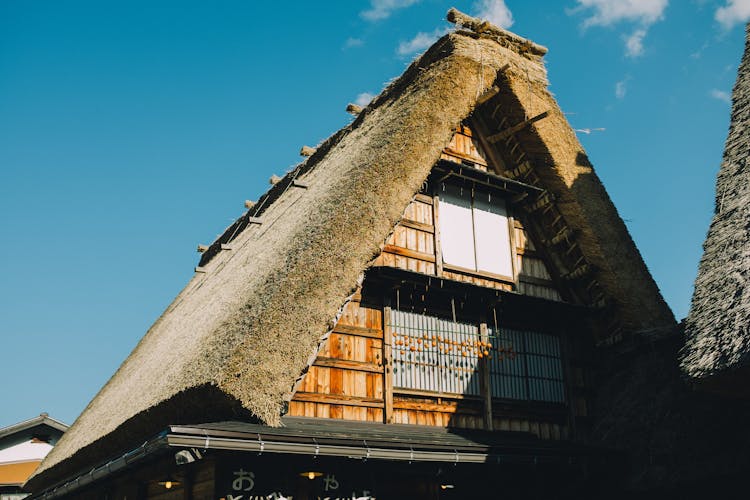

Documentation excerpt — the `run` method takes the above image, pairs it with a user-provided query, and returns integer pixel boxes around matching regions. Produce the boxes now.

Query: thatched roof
[681,24,750,382]
[29,10,674,491]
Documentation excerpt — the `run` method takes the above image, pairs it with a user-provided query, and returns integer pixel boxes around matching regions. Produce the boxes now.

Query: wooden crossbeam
[487,111,549,143]
[564,263,591,280]
[476,85,500,105]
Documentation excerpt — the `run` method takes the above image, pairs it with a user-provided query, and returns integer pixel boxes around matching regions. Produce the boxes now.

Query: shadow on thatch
[25,385,255,492]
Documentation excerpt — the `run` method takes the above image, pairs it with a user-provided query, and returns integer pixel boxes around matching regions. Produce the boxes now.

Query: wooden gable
[288,126,591,441]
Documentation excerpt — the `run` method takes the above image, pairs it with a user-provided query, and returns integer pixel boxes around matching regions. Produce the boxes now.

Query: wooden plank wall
[440,124,489,171]
[372,194,436,275]
[289,298,385,423]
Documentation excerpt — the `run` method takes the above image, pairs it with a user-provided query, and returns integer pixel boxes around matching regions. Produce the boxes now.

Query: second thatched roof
[681,23,750,384]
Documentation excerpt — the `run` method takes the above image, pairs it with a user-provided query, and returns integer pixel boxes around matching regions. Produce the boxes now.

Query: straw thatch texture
[30,14,674,491]
[681,24,750,380]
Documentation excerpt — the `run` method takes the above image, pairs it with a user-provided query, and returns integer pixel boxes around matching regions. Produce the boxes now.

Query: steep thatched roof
[681,24,750,382]
[29,10,674,491]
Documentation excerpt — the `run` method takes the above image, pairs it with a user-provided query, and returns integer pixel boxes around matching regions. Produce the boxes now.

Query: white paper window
[438,185,513,277]
[438,185,476,270]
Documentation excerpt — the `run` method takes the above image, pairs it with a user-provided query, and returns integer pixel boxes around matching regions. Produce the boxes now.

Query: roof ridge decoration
[28,10,674,492]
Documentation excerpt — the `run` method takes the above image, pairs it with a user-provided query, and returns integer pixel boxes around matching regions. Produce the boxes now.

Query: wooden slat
[292,392,383,408]
[398,218,435,234]
[382,244,436,263]
[432,194,444,277]
[313,357,382,373]
[332,324,382,339]
[392,400,481,415]
[383,307,394,424]
[414,193,433,204]
[480,323,493,431]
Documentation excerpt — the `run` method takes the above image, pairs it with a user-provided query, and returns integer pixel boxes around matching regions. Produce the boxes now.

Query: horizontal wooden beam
[292,392,384,408]
[332,323,383,339]
[393,400,482,415]
[313,357,382,373]
[476,85,499,105]
[398,219,435,234]
[414,193,434,204]
[382,245,436,263]
[487,111,549,143]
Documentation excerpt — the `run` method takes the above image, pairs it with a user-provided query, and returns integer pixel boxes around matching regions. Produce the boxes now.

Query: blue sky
[1,0,747,427]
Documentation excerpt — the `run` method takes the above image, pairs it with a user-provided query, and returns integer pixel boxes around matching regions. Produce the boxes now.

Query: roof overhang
[31,417,618,499]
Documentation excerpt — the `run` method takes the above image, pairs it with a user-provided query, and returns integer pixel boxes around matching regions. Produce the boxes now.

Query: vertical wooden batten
[479,322,493,430]
[432,194,444,277]
[383,306,394,424]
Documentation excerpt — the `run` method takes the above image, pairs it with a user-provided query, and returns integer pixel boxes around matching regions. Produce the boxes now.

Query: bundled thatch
[681,24,750,381]
[29,10,674,491]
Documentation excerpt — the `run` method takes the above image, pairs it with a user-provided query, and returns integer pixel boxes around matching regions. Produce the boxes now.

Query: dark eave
[430,159,543,201]
[365,266,592,332]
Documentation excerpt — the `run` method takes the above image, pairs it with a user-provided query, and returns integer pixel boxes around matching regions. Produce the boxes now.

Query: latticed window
[390,310,565,403]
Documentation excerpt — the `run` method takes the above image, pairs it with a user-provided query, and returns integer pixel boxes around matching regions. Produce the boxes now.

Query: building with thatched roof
[26,9,677,499]
[681,23,750,392]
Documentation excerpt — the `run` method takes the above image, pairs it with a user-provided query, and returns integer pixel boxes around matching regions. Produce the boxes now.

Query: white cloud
[397,28,449,56]
[615,79,628,99]
[716,0,750,29]
[573,0,668,27]
[344,37,364,49]
[570,0,668,57]
[625,29,647,57]
[472,0,514,28]
[355,92,375,107]
[361,0,420,21]
[710,88,732,103]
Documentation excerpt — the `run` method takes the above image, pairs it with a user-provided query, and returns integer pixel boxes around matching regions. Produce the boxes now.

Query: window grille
[489,327,565,403]
[391,310,481,396]
[390,311,565,403]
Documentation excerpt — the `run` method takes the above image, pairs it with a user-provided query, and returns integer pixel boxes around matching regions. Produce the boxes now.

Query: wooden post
[383,306,394,424]
[432,195,444,277]
[480,322,493,431]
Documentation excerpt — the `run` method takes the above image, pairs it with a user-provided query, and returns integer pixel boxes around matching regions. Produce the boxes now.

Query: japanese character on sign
[323,473,339,491]
[232,469,256,491]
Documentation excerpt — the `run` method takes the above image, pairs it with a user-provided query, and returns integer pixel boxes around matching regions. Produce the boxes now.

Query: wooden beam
[476,85,500,105]
[446,8,548,55]
[292,392,383,408]
[382,245,436,263]
[332,323,383,339]
[197,244,209,253]
[244,199,256,209]
[487,111,549,143]
[300,146,316,157]
[480,323,493,431]
[432,195,444,277]
[346,103,363,115]
[383,307,394,423]
[313,357,382,373]
[398,219,435,234]
[247,216,264,225]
